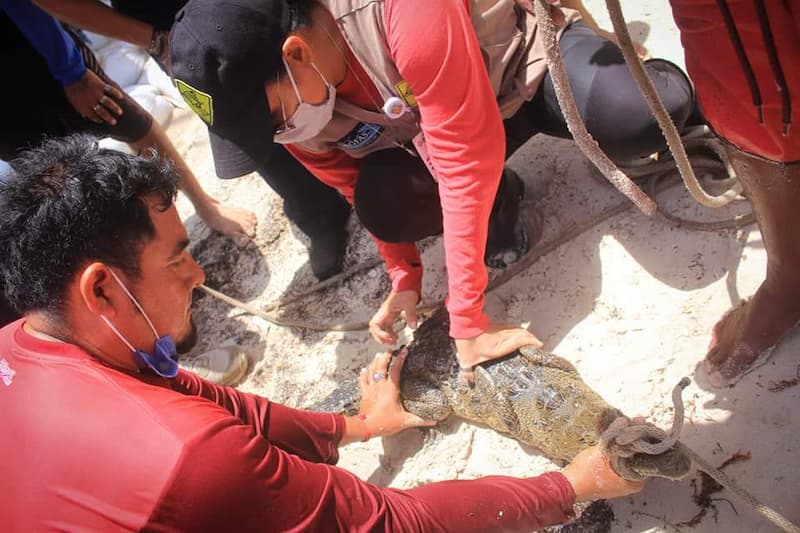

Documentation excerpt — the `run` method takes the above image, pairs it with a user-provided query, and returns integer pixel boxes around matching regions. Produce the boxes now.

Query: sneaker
[308,224,348,281]
[485,168,542,268]
[180,346,249,386]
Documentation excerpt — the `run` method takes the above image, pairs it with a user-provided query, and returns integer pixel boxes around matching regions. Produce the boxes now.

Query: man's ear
[282,35,314,66]
[78,263,120,317]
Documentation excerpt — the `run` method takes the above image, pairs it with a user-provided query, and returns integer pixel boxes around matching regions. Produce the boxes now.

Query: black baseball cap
[170,0,291,178]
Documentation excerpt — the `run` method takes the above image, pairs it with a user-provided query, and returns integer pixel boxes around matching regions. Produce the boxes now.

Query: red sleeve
[385,0,505,338]
[285,144,423,293]
[172,370,344,464]
[148,410,577,533]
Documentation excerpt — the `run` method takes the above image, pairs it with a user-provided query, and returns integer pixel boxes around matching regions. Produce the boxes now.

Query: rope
[680,445,800,533]
[532,0,657,216]
[603,0,742,208]
[198,284,371,332]
[599,378,800,532]
[200,168,753,330]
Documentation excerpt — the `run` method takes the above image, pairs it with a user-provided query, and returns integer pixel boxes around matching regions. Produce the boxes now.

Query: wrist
[560,465,586,502]
[356,413,372,441]
[341,413,376,445]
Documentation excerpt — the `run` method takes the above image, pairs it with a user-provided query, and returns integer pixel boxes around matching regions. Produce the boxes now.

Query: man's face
[116,197,205,353]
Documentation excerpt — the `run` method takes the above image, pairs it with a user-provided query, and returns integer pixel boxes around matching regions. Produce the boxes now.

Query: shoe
[308,224,348,280]
[485,168,541,268]
[180,346,249,386]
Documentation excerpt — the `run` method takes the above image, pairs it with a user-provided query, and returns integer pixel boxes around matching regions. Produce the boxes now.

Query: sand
[164,2,800,531]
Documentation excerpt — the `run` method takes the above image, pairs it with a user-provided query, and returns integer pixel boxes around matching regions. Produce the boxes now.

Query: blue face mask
[99,268,179,378]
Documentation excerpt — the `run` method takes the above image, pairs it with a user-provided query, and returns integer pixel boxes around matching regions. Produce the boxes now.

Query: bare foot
[196,199,257,247]
[704,282,800,387]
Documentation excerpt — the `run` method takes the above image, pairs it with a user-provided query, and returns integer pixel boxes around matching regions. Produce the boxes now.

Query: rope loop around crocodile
[599,377,689,482]
[598,376,800,532]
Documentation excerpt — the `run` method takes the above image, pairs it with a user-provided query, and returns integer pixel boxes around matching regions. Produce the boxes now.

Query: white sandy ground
[162,2,799,531]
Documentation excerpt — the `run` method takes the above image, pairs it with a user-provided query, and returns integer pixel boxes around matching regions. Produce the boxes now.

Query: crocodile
[313,307,625,463]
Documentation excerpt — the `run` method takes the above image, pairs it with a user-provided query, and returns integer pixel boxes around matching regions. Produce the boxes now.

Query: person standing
[668,0,800,387]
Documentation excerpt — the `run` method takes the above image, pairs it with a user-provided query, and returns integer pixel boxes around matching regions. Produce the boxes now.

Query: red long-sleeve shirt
[0,319,576,531]
[287,0,505,338]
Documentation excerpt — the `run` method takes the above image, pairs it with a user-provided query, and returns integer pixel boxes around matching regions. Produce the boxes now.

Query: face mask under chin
[98,268,183,378]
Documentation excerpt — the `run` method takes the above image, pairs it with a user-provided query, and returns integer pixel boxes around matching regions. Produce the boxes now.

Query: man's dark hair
[0,134,179,317]
[287,0,317,31]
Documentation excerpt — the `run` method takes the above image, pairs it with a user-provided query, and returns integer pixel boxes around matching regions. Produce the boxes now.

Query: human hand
[561,444,646,502]
[369,289,419,345]
[63,71,124,125]
[455,322,542,381]
[194,197,257,247]
[357,349,436,437]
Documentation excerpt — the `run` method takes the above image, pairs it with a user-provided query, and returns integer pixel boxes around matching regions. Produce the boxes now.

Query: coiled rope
[599,378,800,532]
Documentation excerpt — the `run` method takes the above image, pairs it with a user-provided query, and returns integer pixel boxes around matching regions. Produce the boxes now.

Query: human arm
[383,1,540,367]
[174,348,431,458]
[150,407,638,530]
[164,349,641,530]
[1,0,124,123]
[2,0,84,85]
[285,144,424,342]
[32,0,169,64]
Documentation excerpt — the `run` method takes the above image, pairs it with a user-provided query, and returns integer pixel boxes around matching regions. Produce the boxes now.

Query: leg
[354,149,443,243]
[704,148,800,387]
[516,22,695,161]
[354,149,536,265]
[253,145,351,280]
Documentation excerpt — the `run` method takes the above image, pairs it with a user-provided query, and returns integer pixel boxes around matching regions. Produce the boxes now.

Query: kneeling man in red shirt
[0,135,641,532]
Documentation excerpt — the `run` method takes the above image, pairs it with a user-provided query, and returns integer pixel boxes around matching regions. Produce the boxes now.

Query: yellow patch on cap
[175,79,214,125]
[394,80,416,108]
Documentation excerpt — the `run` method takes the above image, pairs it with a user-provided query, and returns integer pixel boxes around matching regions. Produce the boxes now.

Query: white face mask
[273,57,336,144]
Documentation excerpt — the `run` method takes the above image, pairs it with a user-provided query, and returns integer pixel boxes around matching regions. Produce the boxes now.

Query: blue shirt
[1,0,86,86]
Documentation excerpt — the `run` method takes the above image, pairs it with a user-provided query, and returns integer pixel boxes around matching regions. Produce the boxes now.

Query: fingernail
[400,347,409,357]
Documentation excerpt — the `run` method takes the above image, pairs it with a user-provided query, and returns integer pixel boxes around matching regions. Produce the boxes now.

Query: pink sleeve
[385,0,505,338]
[285,144,423,294]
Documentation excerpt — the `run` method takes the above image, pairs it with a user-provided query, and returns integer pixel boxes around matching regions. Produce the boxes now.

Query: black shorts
[0,15,152,160]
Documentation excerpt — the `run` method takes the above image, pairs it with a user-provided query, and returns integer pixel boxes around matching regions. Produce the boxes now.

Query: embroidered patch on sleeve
[394,80,417,108]
[174,79,214,125]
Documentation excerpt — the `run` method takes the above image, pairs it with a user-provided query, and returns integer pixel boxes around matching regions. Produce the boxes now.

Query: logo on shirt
[394,80,417,108]
[174,79,214,125]
[337,122,384,151]
[0,358,15,387]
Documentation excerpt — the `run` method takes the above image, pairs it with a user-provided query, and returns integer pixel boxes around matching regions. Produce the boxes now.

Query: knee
[587,59,694,160]
[644,59,695,123]
[355,150,442,242]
